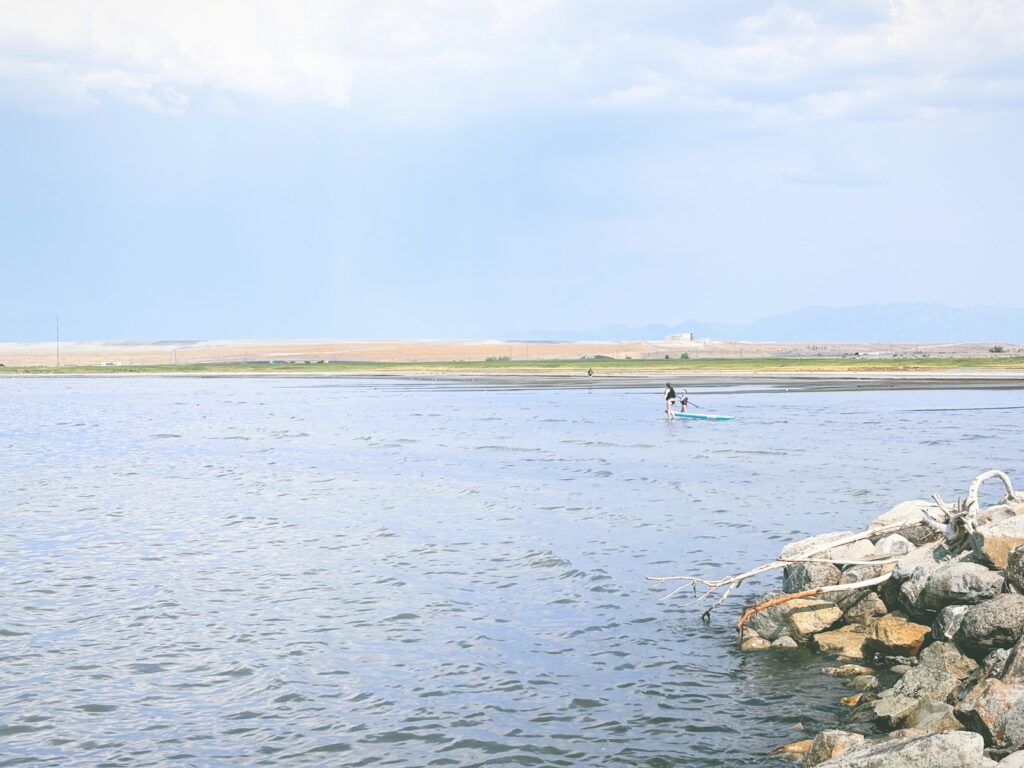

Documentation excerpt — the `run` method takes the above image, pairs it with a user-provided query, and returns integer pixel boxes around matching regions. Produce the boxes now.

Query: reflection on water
[1,377,1022,766]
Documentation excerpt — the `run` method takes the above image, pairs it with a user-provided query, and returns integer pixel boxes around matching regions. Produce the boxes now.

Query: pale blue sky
[2,1,1023,340]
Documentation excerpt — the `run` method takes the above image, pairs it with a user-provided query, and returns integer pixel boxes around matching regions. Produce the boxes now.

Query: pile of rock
[743,483,1024,766]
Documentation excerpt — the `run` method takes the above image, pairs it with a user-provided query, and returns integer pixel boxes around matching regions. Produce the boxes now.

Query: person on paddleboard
[664,383,676,415]
[678,388,689,413]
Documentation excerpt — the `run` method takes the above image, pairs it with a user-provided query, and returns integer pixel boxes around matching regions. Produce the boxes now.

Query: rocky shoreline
[735,471,1024,767]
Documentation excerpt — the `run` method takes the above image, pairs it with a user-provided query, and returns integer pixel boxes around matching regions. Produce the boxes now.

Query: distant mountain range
[5,303,1023,344]
[527,304,1024,343]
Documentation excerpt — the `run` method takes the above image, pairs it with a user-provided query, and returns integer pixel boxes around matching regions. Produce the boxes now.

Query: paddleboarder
[664,382,676,415]
[678,388,689,413]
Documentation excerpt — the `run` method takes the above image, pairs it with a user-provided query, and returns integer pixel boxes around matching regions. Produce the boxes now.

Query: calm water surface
[2,377,1023,767]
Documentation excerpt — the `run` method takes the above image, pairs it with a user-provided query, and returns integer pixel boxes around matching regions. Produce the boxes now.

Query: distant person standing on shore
[664,383,676,415]
[587,368,593,378]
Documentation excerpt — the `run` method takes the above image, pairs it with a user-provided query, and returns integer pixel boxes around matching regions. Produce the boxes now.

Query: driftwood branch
[648,520,911,610]
[652,470,1018,622]
[736,573,893,633]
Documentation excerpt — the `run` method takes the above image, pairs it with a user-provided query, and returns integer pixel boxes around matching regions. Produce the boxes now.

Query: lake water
[2,376,1023,767]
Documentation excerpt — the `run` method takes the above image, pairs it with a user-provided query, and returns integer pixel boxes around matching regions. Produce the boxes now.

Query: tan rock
[866,614,931,656]
[769,738,812,758]
[784,599,843,640]
[815,625,869,659]
[971,517,1024,569]
[740,634,770,651]
[804,730,865,766]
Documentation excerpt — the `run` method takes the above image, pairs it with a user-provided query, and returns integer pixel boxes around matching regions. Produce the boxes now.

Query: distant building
[666,332,694,342]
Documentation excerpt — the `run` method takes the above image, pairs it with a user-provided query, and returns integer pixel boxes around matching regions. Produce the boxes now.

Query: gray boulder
[1007,546,1024,593]
[933,605,969,642]
[918,641,978,679]
[920,562,1004,612]
[954,594,1024,660]
[955,677,1024,748]
[815,730,989,767]
[844,592,888,626]
[904,700,962,733]
[872,642,976,726]
[874,533,915,559]
[891,542,958,616]
[873,662,960,726]
[784,560,841,594]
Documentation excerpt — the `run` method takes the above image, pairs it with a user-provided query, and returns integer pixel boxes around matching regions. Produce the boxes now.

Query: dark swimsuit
[666,388,676,401]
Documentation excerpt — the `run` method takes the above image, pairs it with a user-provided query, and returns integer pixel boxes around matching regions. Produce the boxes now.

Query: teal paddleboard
[672,411,734,421]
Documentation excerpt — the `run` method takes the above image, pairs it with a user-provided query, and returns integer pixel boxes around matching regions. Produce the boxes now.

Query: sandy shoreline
[1,337,1017,367]
[4,369,1024,393]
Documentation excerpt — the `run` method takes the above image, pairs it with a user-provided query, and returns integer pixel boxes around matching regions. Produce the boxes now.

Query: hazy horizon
[3,2,1023,340]
[4,302,1024,345]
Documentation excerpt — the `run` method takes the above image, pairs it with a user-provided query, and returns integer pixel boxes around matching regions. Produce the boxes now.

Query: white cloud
[0,0,1022,122]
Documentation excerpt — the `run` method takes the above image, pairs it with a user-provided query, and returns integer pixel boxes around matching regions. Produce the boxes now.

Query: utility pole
[56,313,61,368]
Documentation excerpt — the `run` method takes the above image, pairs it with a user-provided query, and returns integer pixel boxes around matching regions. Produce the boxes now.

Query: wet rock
[739,630,771,651]
[784,561,841,594]
[954,594,1024,660]
[853,675,880,692]
[805,730,865,766]
[1007,546,1024,593]
[890,664,912,676]
[824,664,876,678]
[921,562,1004,612]
[904,700,962,733]
[771,738,812,758]
[866,615,931,657]
[971,518,1024,569]
[772,636,799,649]
[933,605,969,643]
[814,730,989,767]
[815,625,869,660]
[845,593,889,626]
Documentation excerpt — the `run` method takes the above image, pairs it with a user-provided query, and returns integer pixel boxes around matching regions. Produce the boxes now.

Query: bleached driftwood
[650,470,1020,628]
[647,521,914,622]
[922,469,1023,552]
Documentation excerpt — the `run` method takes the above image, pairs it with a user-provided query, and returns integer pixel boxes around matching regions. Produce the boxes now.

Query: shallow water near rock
[1,376,1022,767]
